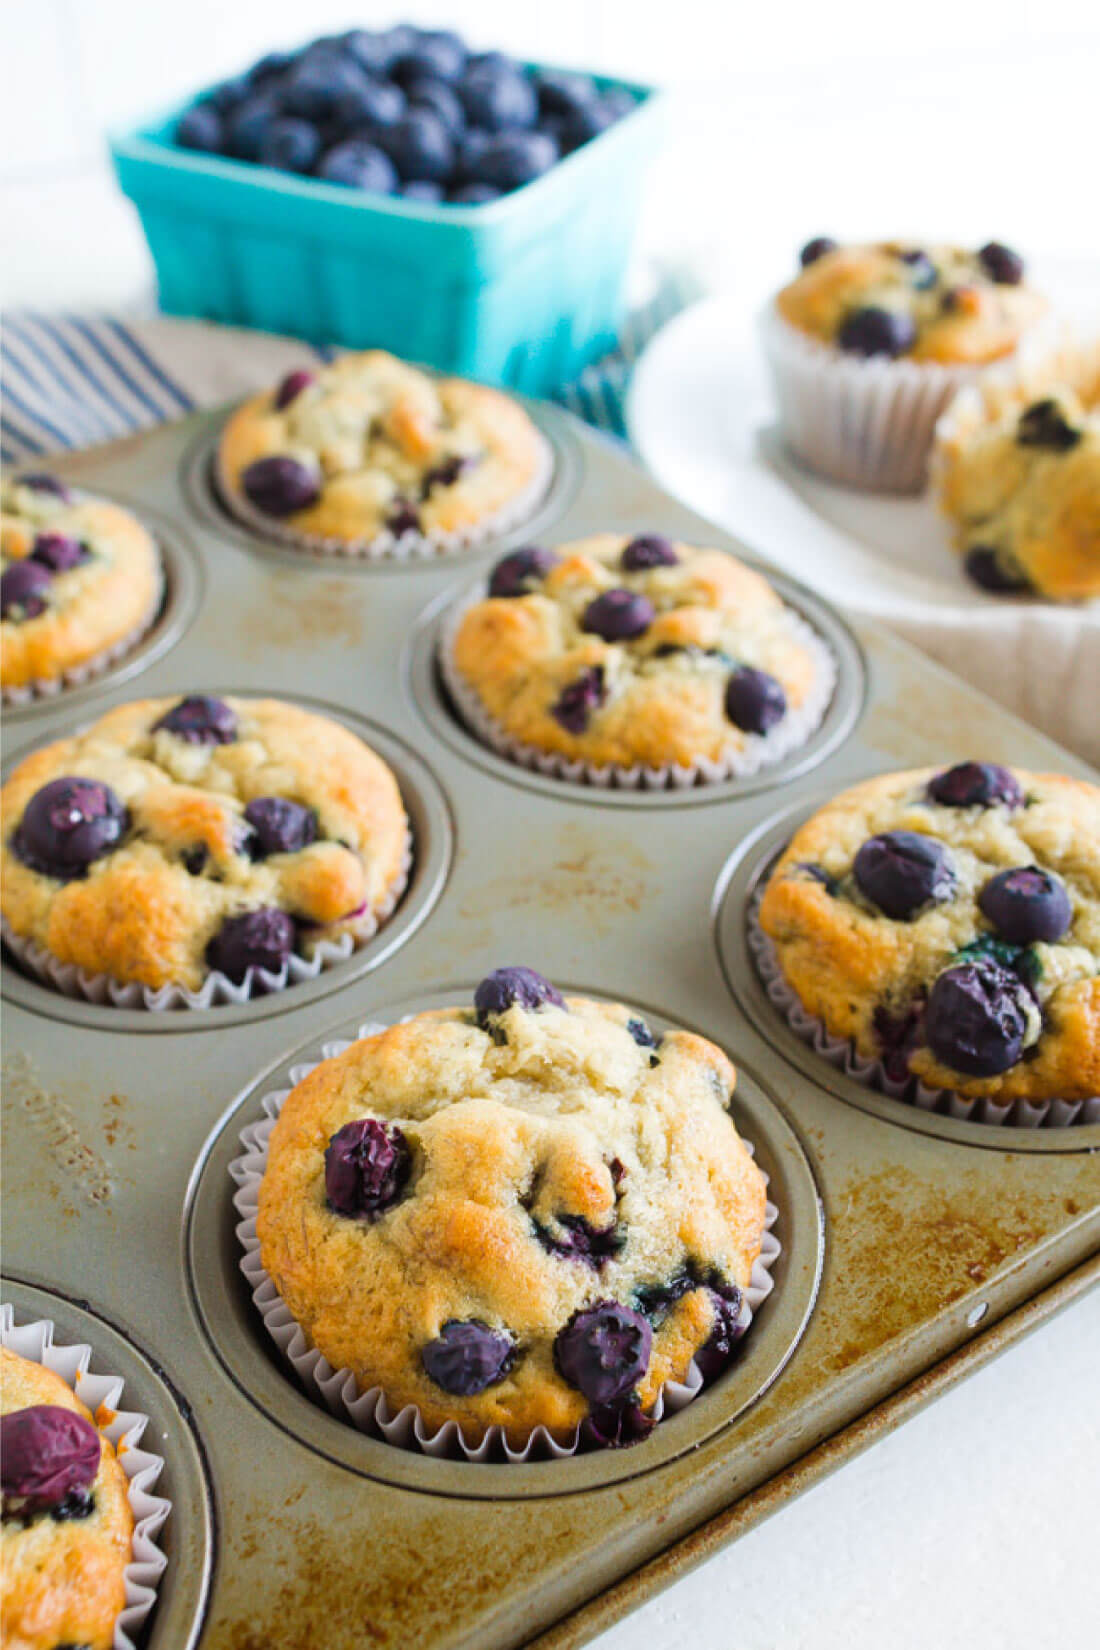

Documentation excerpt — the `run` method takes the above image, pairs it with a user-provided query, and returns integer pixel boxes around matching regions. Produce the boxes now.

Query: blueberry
[15,473,71,501]
[963,546,1032,594]
[421,1320,514,1395]
[1,560,52,620]
[693,1286,746,1382]
[634,1272,696,1320]
[386,499,421,537]
[554,1301,652,1406]
[206,74,251,114]
[724,666,787,734]
[535,1215,622,1269]
[448,183,501,204]
[340,30,397,77]
[153,695,238,745]
[331,78,406,138]
[13,778,127,880]
[474,966,565,1024]
[626,1016,659,1049]
[30,532,90,573]
[552,666,606,733]
[248,49,295,85]
[282,54,369,122]
[243,797,317,857]
[469,130,557,190]
[240,455,321,517]
[324,1117,410,1219]
[401,179,445,203]
[225,94,280,161]
[258,117,322,174]
[454,127,492,180]
[554,99,617,151]
[273,369,316,410]
[978,866,1072,946]
[177,103,223,153]
[926,762,1023,810]
[898,248,937,289]
[205,907,296,982]
[799,236,838,267]
[404,76,466,137]
[378,110,454,183]
[488,546,559,597]
[587,1399,656,1448]
[0,1406,101,1517]
[582,588,655,641]
[925,957,1032,1076]
[1016,399,1082,453]
[392,30,468,86]
[837,306,917,358]
[420,454,475,496]
[535,69,598,120]
[978,241,1025,285]
[599,87,637,122]
[853,830,956,920]
[316,139,398,193]
[872,1002,925,1083]
[458,63,538,131]
[621,534,678,570]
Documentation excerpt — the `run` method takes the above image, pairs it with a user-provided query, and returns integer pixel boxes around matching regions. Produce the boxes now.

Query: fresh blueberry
[153,695,238,744]
[1,560,52,620]
[258,117,323,174]
[978,242,1025,285]
[454,126,492,180]
[205,907,296,982]
[401,179,445,203]
[926,762,1023,810]
[240,455,321,517]
[978,866,1072,946]
[324,1117,410,1219]
[404,76,466,137]
[799,236,838,267]
[392,30,468,86]
[421,1320,514,1395]
[963,546,1033,594]
[386,499,421,537]
[925,957,1032,1076]
[177,103,223,153]
[248,49,295,85]
[474,966,565,1024]
[316,139,398,193]
[621,534,678,570]
[535,69,599,120]
[1016,398,1082,453]
[837,306,917,357]
[582,588,655,642]
[272,369,315,411]
[448,182,501,204]
[467,50,518,75]
[378,110,454,183]
[469,130,557,190]
[0,1406,101,1518]
[29,532,89,573]
[551,666,606,733]
[243,797,317,857]
[599,87,637,122]
[225,94,280,162]
[535,1214,622,1269]
[694,1286,746,1382]
[458,62,538,131]
[853,830,956,920]
[340,30,397,77]
[724,666,787,734]
[331,77,406,139]
[206,74,251,114]
[626,1016,659,1049]
[488,546,559,597]
[282,53,370,122]
[420,454,475,496]
[16,473,71,501]
[898,248,937,289]
[554,1301,652,1406]
[554,99,617,151]
[13,778,128,880]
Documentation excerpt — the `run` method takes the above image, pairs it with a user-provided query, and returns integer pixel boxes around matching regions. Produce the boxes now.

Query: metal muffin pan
[1,400,1097,1650]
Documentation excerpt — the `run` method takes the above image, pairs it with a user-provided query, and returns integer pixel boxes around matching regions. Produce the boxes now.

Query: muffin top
[758,764,1099,1103]
[448,533,829,771]
[1,1347,133,1650]
[0,695,409,992]
[775,239,1044,365]
[1,472,162,691]
[218,349,550,549]
[257,968,768,1448]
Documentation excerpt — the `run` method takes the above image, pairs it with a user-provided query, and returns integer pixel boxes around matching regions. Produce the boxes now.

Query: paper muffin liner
[229,1019,782,1463]
[439,584,838,791]
[747,884,1099,1129]
[0,1304,171,1650]
[214,430,555,561]
[0,830,412,1011]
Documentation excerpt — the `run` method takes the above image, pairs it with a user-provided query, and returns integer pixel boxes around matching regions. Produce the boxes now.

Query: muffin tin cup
[227,1019,781,1465]
[0,1304,172,1650]
[438,582,839,790]
[746,886,1100,1129]
[0,832,412,1012]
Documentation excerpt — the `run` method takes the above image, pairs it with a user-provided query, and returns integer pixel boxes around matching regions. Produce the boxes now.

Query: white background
[2,4,1099,1647]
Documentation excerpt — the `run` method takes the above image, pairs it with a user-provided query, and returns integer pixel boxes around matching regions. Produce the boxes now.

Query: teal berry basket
[110,74,664,397]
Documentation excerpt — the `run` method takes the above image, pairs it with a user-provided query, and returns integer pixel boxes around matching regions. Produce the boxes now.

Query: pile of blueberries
[175,24,637,204]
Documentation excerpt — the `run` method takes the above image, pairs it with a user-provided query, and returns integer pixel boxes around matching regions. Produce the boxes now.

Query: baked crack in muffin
[1,695,409,997]
[256,969,769,1448]
[217,349,551,554]
[758,764,1099,1103]
[1,1347,133,1650]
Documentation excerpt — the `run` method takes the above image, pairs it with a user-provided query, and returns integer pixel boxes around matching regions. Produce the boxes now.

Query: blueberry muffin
[758,764,1099,1103]
[217,350,551,553]
[0,694,409,995]
[1,472,162,694]
[1,1347,133,1650]
[257,968,769,1448]
[445,533,832,774]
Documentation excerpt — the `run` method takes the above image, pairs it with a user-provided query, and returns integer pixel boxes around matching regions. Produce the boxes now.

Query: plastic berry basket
[109,71,663,397]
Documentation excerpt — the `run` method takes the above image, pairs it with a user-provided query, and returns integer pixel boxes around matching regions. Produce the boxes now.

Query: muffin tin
[2,398,1097,1650]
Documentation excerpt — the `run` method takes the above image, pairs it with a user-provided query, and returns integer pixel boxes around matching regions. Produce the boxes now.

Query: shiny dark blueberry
[626,1017,659,1049]
[554,1301,652,1406]
[205,907,296,982]
[177,103,223,152]
[153,695,238,744]
[488,546,558,598]
[243,797,317,857]
[898,248,937,289]
[475,966,565,1025]
[621,534,678,571]
[963,546,1032,594]
[582,588,655,642]
[257,116,323,174]
[1,560,52,620]
[449,182,501,204]
[554,99,618,150]
[30,532,89,573]
[978,241,1025,285]
[405,76,466,139]
[551,666,606,734]
[421,1320,514,1395]
[386,499,421,537]
[927,762,1023,810]
[316,139,398,192]
[1016,398,1082,453]
[379,109,455,182]
[13,779,128,879]
[340,28,396,76]
[17,473,71,501]
[724,666,787,734]
[634,1272,696,1320]
[458,62,538,131]
[240,455,321,517]
[853,830,956,920]
[925,958,1032,1076]
[469,130,558,190]
[332,77,406,137]
[587,1399,656,1447]
[324,1117,410,1219]
[273,370,316,410]
[978,866,1072,946]
[282,52,371,121]
[694,1285,746,1382]
[402,179,445,202]
[837,306,917,358]
[0,1406,100,1518]
[225,93,280,161]
[535,1214,622,1269]
[799,236,837,267]
[454,126,492,181]
[800,861,840,895]
[536,68,599,120]
[420,454,475,496]
[392,29,468,86]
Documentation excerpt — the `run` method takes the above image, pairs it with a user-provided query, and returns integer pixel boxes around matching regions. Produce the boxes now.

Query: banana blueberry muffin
[447,533,830,772]
[1,1346,133,1650]
[257,968,769,1448]
[1,472,162,693]
[0,694,409,994]
[217,349,550,552]
[758,764,1099,1103]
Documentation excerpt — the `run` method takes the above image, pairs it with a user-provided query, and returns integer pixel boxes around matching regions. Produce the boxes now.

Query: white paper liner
[0,829,412,1011]
[0,1304,171,1650]
[229,1018,782,1462]
[214,430,555,561]
[438,583,838,790]
[747,884,1100,1129]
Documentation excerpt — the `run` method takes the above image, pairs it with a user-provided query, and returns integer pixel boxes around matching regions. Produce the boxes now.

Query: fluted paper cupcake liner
[439,585,837,791]
[747,885,1099,1128]
[2,557,165,706]
[0,831,411,1011]
[0,1305,171,1650]
[229,1019,781,1462]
